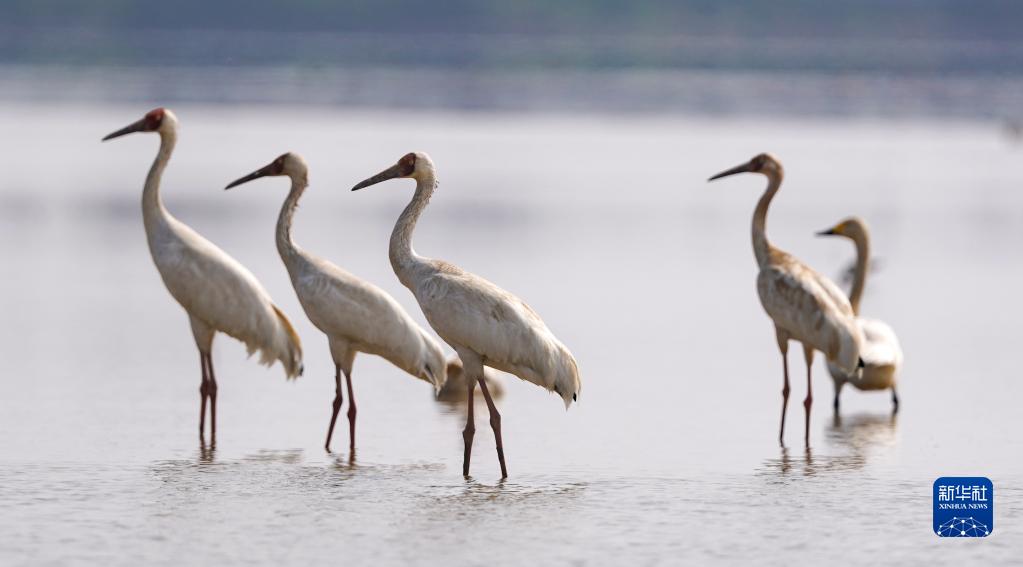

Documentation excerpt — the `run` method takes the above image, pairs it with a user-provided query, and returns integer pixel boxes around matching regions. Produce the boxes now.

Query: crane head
[225,152,308,189]
[351,152,432,191]
[708,152,782,182]
[102,108,172,141]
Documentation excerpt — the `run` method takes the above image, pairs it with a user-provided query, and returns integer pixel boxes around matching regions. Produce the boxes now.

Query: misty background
[2,1,1022,119]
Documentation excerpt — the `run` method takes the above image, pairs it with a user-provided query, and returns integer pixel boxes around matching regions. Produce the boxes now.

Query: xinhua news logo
[933,477,993,537]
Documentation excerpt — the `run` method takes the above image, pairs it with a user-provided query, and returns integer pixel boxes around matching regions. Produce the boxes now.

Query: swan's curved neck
[390,170,435,285]
[848,230,870,315]
[277,174,308,266]
[142,129,177,230]
[752,171,782,267]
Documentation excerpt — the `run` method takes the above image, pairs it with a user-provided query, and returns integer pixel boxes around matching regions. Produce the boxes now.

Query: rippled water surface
[1,102,1021,564]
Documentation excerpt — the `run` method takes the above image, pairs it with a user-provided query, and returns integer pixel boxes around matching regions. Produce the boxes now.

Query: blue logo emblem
[933,477,993,537]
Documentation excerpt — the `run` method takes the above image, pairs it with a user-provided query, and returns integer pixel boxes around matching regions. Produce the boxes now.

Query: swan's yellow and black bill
[225,164,275,190]
[351,163,403,191]
[708,161,754,181]
[102,118,146,141]
[816,227,837,236]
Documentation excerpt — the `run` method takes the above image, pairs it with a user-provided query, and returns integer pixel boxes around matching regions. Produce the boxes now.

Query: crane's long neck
[142,129,176,232]
[390,172,435,286]
[848,230,870,315]
[752,171,782,267]
[276,174,308,268]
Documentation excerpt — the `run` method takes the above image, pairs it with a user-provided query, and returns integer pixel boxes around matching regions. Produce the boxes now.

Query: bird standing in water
[817,217,902,412]
[352,152,581,477]
[709,153,863,447]
[226,152,447,452]
[103,109,303,443]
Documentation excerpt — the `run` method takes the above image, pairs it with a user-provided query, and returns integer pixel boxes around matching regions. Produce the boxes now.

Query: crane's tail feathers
[266,305,303,380]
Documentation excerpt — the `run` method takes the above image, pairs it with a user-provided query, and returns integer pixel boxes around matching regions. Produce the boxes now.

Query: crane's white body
[756,250,862,373]
[140,111,302,376]
[285,251,446,383]
[268,154,446,387]
[821,217,903,402]
[384,153,580,407]
[399,258,580,406]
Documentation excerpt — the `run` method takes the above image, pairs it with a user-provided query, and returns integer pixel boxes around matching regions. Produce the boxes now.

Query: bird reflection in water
[762,412,897,478]
[332,449,358,470]
[198,441,216,464]
[826,411,899,454]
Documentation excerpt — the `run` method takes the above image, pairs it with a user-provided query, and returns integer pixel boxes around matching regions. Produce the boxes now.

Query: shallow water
[1,102,1021,564]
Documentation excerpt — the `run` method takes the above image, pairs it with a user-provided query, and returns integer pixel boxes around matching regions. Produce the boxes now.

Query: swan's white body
[353,151,581,476]
[820,217,903,409]
[226,152,446,450]
[835,318,901,390]
[104,108,303,440]
[710,153,862,446]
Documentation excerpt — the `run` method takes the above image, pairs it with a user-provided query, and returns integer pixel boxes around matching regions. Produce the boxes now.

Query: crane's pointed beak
[102,118,147,141]
[225,164,274,190]
[708,162,755,182]
[352,163,403,191]
[816,227,837,236]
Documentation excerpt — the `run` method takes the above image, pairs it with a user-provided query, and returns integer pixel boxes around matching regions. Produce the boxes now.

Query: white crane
[709,153,863,447]
[352,152,581,477]
[224,152,447,452]
[102,108,303,443]
[817,217,902,412]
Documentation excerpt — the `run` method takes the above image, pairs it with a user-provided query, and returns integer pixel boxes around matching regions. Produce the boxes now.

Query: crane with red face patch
[224,152,448,453]
[102,108,304,443]
[352,152,582,478]
[709,153,864,448]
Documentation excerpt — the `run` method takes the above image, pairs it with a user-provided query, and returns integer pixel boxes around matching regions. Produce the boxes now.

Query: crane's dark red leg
[462,378,476,476]
[802,346,814,448]
[325,364,343,452]
[778,349,790,446]
[478,377,507,478]
[198,351,209,442]
[345,371,357,451]
[206,353,219,444]
[775,328,791,446]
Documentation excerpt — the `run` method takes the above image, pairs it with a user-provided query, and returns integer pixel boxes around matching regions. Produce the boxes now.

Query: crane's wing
[289,252,445,384]
[757,253,861,371]
[412,260,580,406]
[151,220,302,377]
